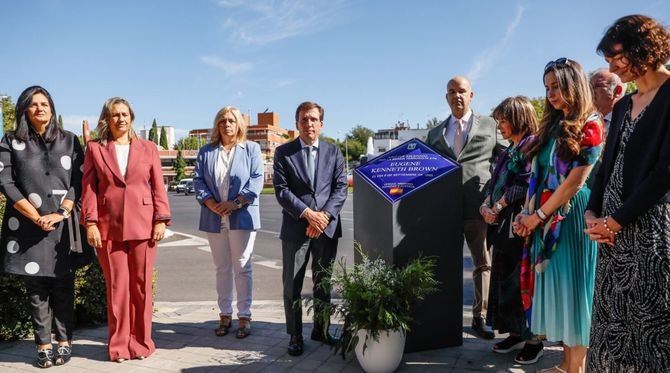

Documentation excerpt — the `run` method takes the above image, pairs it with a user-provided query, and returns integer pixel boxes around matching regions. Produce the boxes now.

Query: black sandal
[215,315,232,336]
[54,345,71,366]
[36,348,54,369]
[514,341,544,365]
[236,317,251,339]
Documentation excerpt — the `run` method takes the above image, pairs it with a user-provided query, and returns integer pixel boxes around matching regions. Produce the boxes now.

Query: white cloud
[201,56,253,75]
[218,0,345,45]
[467,5,524,82]
[61,115,96,135]
[274,79,295,88]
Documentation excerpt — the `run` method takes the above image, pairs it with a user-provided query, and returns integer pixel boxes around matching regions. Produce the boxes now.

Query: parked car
[184,181,195,195]
[175,178,193,193]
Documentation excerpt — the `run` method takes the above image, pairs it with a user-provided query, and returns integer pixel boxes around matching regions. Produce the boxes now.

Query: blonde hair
[96,97,139,144]
[210,106,247,145]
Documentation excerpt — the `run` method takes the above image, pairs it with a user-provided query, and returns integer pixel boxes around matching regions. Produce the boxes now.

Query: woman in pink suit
[81,97,170,362]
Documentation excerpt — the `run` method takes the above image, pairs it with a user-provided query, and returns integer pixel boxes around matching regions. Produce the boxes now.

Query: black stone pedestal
[353,141,463,352]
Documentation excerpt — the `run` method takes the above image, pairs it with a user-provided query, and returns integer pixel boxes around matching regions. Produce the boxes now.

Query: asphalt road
[154,192,354,303]
[155,192,474,309]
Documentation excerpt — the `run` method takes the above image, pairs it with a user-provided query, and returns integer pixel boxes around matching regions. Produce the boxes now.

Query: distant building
[140,125,176,150]
[157,149,198,185]
[186,111,298,185]
[372,121,428,155]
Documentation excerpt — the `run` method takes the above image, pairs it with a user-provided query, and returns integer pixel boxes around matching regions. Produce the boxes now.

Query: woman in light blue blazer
[194,106,263,339]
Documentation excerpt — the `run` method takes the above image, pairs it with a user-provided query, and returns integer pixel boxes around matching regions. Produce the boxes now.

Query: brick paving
[0,301,562,372]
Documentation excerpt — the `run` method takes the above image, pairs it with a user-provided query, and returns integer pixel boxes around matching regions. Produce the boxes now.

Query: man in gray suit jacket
[273,102,348,356]
[426,76,507,339]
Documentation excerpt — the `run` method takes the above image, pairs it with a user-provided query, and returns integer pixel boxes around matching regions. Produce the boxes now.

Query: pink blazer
[81,138,171,241]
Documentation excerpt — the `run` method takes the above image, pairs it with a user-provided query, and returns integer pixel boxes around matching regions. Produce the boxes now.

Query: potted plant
[305,248,438,373]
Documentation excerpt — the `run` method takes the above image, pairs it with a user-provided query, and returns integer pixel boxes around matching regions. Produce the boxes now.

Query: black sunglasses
[544,57,572,72]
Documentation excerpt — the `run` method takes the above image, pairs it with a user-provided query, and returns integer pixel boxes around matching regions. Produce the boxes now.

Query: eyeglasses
[544,57,572,72]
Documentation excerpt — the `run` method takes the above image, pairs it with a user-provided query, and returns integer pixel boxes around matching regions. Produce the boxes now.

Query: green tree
[148,119,158,144]
[349,125,374,144]
[159,127,168,150]
[530,97,545,124]
[58,114,63,128]
[426,117,440,129]
[625,81,637,94]
[342,125,374,162]
[319,134,338,144]
[1,96,16,133]
[174,149,186,181]
[175,136,205,150]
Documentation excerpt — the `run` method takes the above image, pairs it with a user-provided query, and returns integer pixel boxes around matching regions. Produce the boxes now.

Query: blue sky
[1,0,668,141]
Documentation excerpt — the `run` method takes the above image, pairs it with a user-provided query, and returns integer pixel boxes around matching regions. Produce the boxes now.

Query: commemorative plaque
[354,138,464,351]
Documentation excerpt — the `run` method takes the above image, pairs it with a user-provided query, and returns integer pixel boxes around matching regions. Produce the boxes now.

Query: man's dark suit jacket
[587,77,670,226]
[273,138,348,242]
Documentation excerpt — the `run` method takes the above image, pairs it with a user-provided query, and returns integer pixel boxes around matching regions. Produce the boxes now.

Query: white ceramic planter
[355,329,406,373]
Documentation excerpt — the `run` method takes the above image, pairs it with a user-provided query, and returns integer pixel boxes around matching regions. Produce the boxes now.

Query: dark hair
[492,96,539,137]
[295,101,324,123]
[597,15,670,77]
[526,59,597,162]
[13,86,64,143]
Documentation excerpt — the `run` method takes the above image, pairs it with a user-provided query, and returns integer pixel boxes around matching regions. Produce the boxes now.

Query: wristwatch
[233,198,243,209]
[56,208,71,219]
[494,201,504,213]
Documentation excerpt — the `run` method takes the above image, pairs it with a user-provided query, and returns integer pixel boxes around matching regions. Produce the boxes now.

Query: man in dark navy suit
[273,101,348,356]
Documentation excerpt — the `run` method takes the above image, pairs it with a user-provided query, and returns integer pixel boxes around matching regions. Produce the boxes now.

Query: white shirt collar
[299,138,319,149]
[219,141,245,150]
[604,112,612,122]
[450,109,473,125]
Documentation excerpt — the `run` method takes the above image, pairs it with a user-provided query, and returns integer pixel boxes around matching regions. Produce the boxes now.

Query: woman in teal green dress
[513,58,603,373]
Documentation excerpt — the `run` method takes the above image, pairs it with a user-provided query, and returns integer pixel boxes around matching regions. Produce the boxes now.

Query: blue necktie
[305,146,315,188]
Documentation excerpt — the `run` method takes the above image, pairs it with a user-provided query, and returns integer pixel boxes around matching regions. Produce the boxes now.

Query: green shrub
[74,262,108,326]
[305,246,439,357]
[0,196,108,341]
[0,195,159,342]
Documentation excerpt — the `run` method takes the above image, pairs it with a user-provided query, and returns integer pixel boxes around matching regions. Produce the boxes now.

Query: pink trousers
[96,240,156,361]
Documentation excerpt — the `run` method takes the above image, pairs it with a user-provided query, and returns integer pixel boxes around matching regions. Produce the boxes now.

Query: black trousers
[23,275,75,345]
[281,235,338,336]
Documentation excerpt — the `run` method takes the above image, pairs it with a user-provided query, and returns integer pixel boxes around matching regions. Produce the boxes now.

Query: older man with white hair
[590,68,625,134]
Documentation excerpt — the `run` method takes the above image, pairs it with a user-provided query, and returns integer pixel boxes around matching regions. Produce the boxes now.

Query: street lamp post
[338,131,350,175]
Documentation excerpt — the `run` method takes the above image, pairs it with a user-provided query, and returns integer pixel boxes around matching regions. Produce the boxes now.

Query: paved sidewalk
[0,301,561,372]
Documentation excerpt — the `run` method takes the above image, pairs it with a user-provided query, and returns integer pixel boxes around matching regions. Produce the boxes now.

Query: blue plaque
[355,138,459,203]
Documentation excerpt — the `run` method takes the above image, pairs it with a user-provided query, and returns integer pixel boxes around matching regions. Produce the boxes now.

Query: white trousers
[207,229,256,318]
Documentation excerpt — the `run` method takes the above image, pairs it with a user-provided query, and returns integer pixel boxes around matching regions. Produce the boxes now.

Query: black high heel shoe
[36,348,54,369]
[54,345,71,366]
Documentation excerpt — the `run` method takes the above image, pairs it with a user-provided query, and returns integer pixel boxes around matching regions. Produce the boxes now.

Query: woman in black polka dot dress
[0,86,87,368]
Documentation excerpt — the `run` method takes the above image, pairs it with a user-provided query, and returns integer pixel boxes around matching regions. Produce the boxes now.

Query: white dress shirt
[115,144,130,178]
[443,109,474,152]
[216,144,237,229]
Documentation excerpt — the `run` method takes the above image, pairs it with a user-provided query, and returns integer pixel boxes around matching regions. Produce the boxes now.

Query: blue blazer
[273,139,348,241]
[194,141,264,233]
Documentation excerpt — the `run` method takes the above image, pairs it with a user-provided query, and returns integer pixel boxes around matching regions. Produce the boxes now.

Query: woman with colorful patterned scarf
[512,58,603,373]
[481,96,543,365]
